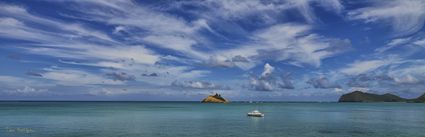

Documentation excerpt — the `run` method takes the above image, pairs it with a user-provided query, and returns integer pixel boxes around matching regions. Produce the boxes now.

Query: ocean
[0,102,424,137]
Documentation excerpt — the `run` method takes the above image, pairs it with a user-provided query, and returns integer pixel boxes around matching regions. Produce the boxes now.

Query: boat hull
[247,113,264,117]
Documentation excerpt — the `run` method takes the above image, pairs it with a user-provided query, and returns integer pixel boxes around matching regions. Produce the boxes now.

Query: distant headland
[201,93,229,103]
[339,91,425,103]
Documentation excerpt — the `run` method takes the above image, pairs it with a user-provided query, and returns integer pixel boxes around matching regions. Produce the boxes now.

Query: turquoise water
[0,102,424,137]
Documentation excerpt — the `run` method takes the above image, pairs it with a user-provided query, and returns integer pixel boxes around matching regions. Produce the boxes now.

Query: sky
[1,0,425,101]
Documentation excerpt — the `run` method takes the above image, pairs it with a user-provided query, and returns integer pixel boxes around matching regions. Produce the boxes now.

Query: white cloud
[348,0,425,36]
[41,68,124,86]
[393,75,420,84]
[290,0,344,23]
[88,88,133,96]
[249,63,294,91]
[59,60,128,69]
[201,0,287,19]
[143,35,207,59]
[306,76,341,89]
[342,59,425,94]
[176,70,210,80]
[171,80,230,90]
[375,37,413,53]
[340,56,400,75]
[414,38,425,46]
[340,60,386,75]
[0,76,23,85]
[387,37,413,46]
[63,1,210,61]
[291,0,318,23]
[216,23,351,68]
[100,63,211,86]
[0,17,57,43]
[388,61,425,84]
[174,0,343,23]
[205,55,235,68]
[250,63,276,91]
[3,1,349,73]
[250,76,274,91]
[261,63,274,78]
[349,87,370,93]
[0,75,52,95]
[0,3,161,68]
[23,44,160,65]
[14,86,48,94]
[0,4,115,42]
[0,86,49,96]
[317,0,344,14]
[86,45,159,65]
[0,75,50,87]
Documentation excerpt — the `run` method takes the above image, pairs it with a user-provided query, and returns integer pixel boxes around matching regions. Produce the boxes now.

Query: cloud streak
[171,80,230,90]
[348,0,425,36]
[217,23,351,68]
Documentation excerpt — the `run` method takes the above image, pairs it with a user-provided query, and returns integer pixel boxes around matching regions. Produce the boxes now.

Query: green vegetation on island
[338,91,425,103]
[201,93,229,103]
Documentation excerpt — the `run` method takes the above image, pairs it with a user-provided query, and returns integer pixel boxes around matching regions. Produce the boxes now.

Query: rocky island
[339,91,425,103]
[201,93,229,103]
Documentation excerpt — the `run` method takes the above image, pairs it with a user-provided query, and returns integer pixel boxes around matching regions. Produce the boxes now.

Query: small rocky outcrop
[201,93,229,103]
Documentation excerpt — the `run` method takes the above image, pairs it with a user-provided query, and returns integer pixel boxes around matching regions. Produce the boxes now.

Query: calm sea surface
[0,102,424,137]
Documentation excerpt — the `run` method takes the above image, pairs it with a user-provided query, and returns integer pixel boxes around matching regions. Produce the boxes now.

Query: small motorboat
[247,110,264,117]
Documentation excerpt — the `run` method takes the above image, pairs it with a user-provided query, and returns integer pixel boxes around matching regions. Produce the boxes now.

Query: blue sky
[1,0,425,101]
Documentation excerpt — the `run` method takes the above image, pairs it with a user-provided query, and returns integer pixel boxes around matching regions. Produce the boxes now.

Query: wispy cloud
[375,37,413,53]
[338,57,425,95]
[0,4,115,42]
[216,23,351,68]
[171,80,230,90]
[348,0,425,36]
[60,1,212,60]
[0,3,161,67]
[306,76,341,89]
[340,59,389,75]
[171,0,343,23]
[41,67,124,86]
[0,75,52,96]
[0,75,50,88]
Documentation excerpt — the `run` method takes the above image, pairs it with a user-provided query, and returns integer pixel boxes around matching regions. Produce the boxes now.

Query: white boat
[247,110,264,117]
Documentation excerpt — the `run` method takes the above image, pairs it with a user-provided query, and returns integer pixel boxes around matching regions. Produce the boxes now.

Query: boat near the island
[247,110,264,117]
